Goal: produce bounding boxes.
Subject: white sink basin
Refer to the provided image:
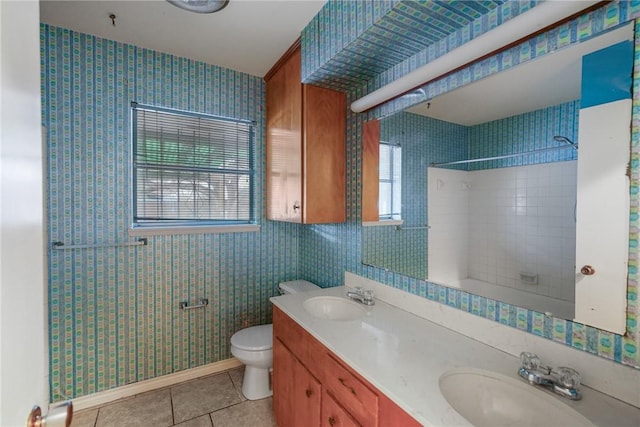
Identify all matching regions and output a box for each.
[439,368,595,427]
[303,296,366,321]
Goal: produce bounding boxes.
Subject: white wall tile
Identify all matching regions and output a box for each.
[430,161,577,308]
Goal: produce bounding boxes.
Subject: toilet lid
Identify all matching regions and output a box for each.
[278,280,320,294]
[231,324,273,351]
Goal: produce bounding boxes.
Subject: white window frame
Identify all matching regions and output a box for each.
[379,140,402,221]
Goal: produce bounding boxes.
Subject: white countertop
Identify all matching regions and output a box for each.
[270,286,640,426]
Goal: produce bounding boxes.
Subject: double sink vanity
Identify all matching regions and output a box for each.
[270,275,640,426]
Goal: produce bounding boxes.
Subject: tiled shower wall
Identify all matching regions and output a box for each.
[467,161,577,300]
[464,101,579,299]
[300,2,640,369]
[42,25,301,401]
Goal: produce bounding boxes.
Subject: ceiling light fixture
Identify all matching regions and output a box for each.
[166,0,229,14]
[350,0,599,113]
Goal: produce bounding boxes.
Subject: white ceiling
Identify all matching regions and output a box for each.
[39,0,326,77]
[407,23,634,126]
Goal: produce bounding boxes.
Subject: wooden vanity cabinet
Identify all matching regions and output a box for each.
[265,42,346,224]
[273,306,421,427]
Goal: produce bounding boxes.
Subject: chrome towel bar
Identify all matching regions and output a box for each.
[52,238,148,250]
[180,298,209,310]
[394,225,430,231]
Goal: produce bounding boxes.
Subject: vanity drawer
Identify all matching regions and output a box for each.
[324,354,378,426]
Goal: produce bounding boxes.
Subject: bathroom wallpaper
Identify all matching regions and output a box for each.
[302,0,510,90]
[42,25,302,401]
[43,0,640,404]
[467,100,579,170]
[300,1,640,371]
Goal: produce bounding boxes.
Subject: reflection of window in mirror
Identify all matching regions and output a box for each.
[379,141,401,220]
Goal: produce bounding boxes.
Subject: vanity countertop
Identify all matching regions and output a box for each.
[270,286,640,426]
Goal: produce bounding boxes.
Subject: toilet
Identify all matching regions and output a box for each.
[230,279,320,400]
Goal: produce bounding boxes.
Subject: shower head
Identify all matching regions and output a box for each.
[553,135,578,150]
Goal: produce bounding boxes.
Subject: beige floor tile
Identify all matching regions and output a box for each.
[227,367,247,401]
[210,398,276,427]
[173,414,213,427]
[96,389,173,427]
[251,397,276,426]
[171,373,242,424]
[70,408,98,427]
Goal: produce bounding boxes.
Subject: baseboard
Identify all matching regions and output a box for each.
[60,358,243,412]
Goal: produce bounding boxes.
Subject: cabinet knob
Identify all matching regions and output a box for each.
[293,201,301,212]
[328,416,336,426]
[305,388,312,398]
[338,377,357,395]
[580,265,595,275]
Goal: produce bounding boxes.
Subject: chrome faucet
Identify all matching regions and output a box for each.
[346,287,375,306]
[518,352,582,400]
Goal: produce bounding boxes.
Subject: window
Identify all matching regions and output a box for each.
[131,102,255,229]
[379,141,401,220]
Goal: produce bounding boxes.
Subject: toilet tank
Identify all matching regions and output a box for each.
[278,280,319,295]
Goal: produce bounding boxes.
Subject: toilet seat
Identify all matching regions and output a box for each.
[231,324,272,351]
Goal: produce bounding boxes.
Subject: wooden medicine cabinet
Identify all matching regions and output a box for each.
[265,42,346,224]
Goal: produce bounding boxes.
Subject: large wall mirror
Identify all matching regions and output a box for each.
[362,22,634,334]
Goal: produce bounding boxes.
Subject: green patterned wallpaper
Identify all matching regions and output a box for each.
[42,25,301,401]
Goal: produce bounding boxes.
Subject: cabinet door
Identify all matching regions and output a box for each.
[273,305,327,381]
[302,84,346,224]
[293,355,322,427]
[273,338,297,427]
[266,48,302,222]
[322,390,361,427]
[273,337,321,427]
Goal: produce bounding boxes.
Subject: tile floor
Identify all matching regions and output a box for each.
[70,367,277,427]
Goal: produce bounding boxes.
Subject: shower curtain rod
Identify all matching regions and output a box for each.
[430,143,578,167]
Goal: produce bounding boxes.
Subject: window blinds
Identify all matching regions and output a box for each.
[132,103,254,225]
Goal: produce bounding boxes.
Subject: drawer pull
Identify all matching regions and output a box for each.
[338,377,357,395]
[305,388,313,398]
[328,416,336,426]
